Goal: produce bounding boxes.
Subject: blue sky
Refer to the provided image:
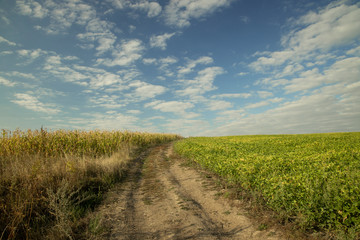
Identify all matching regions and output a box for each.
[0,0,359,136]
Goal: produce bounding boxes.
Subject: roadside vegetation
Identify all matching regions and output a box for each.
[0,128,181,239]
[174,132,360,239]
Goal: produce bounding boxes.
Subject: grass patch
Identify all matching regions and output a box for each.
[258,223,268,231]
[223,210,231,215]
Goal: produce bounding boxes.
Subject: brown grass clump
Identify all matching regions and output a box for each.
[0,128,181,239]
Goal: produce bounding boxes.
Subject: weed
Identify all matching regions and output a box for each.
[258,223,268,231]
[88,214,105,236]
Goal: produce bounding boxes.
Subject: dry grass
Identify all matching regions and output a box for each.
[0,129,181,239]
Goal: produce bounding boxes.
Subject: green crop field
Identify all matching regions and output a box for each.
[174,132,360,237]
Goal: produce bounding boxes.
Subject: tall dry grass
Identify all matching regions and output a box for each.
[0,128,181,239]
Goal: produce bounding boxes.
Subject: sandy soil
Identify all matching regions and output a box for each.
[95,143,288,240]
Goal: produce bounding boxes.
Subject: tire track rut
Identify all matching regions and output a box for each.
[95,143,287,240]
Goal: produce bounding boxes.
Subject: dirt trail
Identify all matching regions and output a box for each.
[96,143,287,240]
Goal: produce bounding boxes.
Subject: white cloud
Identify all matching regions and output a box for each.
[164,0,233,28]
[79,112,140,130]
[212,93,252,99]
[249,0,360,136]
[90,72,124,89]
[283,68,323,93]
[164,118,210,136]
[46,55,61,65]
[0,76,16,87]
[323,57,360,84]
[143,56,178,76]
[33,87,66,98]
[16,0,48,18]
[257,77,289,89]
[143,56,178,71]
[215,109,245,122]
[145,100,194,115]
[0,36,16,46]
[177,66,225,96]
[131,1,162,17]
[77,18,116,55]
[143,58,157,64]
[110,0,127,9]
[178,56,213,76]
[127,109,141,114]
[207,100,232,111]
[244,100,269,109]
[275,63,304,78]
[129,25,136,32]
[283,57,360,93]
[250,50,294,71]
[44,59,144,92]
[0,72,37,89]
[15,48,51,66]
[77,43,95,50]
[43,55,90,86]
[257,91,273,99]
[63,56,79,61]
[129,81,167,99]
[96,39,145,67]
[150,32,175,50]
[347,45,360,56]
[245,98,283,109]
[73,65,106,74]
[17,49,45,63]
[89,94,125,108]
[251,1,360,71]
[159,56,178,65]
[17,0,96,34]
[203,81,360,136]
[117,68,142,82]
[286,2,360,51]
[94,35,115,54]
[161,57,180,77]
[1,15,10,25]
[1,71,36,80]
[148,116,165,120]
[0,51,13,56]
[219,109,245,116]
[11,93,60,114]
[109,0,162,17]
[237,72,248,76]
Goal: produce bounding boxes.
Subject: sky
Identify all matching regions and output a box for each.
[0,0,359,136]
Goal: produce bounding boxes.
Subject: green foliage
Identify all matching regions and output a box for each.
[174,133,360,236]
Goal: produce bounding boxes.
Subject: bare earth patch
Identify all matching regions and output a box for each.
[94,143,288,240]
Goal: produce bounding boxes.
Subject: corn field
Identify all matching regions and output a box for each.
[0,128,180,159]
[0,128,181,239]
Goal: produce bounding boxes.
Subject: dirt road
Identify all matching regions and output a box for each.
[95,143,287,240]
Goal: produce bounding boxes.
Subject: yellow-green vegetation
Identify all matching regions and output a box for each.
[174,133,360,237]
[0,128,181,239]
